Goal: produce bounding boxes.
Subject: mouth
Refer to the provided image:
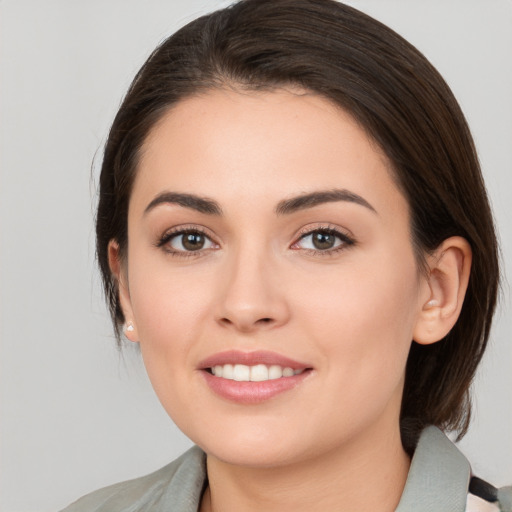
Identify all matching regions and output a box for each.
[198,350,313,404]
[206,364,306,381]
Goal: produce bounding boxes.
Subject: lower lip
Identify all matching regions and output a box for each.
[201,370,312,404]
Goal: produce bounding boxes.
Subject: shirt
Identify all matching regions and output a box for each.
[59,426,511,511]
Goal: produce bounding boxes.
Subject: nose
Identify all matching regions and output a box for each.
[215,247,291,333]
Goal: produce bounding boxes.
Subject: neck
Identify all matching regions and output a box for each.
[200,421,410,512]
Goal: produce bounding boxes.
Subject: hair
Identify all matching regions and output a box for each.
[95,0,499,449]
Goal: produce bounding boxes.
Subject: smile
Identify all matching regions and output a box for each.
[199,350,313,404]
[209,364,305,382]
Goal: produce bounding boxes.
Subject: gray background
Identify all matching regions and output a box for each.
[0,1,510,511]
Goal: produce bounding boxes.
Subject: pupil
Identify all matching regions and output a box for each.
[313,231,335,250]
[183,233,204,251]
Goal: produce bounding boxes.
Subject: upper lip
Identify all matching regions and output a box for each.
[198,350,310,370]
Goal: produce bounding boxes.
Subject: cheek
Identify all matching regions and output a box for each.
[129,254,212,340]
[295,249,420,396]
[125,256,219,406]
[128,265,214,423]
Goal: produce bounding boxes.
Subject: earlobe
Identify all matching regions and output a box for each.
[122,321,138,342]
[108,240,139,342]
[413,236,472,345]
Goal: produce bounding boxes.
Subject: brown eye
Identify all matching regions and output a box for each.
[182,232,205,251]
[294,228,354,253]
[311,231,336,250]
[165,230,215,252]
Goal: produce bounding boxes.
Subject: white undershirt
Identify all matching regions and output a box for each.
[466,493,501,512]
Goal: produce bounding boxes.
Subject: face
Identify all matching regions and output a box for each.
[118,88,430,468]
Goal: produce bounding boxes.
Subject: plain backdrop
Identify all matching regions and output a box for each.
[0,1,511,511]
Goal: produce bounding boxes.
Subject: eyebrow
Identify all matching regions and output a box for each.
[275,189,377,215]
[144,188,377,217]
[144,192,223,216]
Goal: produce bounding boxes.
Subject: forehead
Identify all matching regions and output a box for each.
[133,87,406,220]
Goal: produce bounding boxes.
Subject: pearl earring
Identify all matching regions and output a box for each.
[124,322,135,333]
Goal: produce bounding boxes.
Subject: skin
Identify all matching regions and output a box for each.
[110,88,471,511]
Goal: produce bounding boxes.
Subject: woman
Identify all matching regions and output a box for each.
[61,0,510,510]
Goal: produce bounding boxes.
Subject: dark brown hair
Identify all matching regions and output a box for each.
[96,0,499,447]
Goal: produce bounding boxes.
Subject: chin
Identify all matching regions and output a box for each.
[205,442,301,468]
[188,424,306,468]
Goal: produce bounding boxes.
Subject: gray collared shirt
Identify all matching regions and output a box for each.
[59,426,509,511]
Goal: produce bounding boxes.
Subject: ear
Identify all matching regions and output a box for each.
[108,240,139,342]
[413,236,472,345]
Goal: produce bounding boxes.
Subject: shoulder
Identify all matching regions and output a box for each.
[58,446,206,512]
[397,426,512,512]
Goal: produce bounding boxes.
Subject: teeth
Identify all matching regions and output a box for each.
[268,365,283,379]
[222,364,234,379]
[282,367,294,377]
[210,364,304,382]
[250,364,268,382]
[233,364,250,381]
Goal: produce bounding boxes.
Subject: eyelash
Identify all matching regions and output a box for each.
[292,225,356,257]
[156,226,218,258]
[156,224,355,258]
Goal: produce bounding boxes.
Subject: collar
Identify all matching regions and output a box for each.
[396,425,471,511]
[167,426,471,512]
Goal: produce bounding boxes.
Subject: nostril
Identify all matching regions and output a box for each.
[217,315,278,331]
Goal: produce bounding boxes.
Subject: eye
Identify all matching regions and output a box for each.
[158,228,217,254]
[292,227,354,253]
